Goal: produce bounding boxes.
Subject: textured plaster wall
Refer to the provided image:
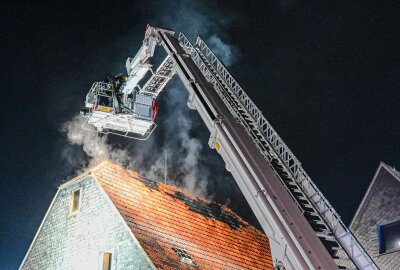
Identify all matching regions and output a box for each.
[351,169,400,270]
[20,176,153,270]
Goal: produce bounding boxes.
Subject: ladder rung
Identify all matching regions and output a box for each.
[310,219,326,225]
[305,211,320,217]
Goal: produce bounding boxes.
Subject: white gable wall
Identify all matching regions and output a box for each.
[20,176,153,270]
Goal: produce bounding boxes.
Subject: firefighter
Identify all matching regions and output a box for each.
[112,74,125,112]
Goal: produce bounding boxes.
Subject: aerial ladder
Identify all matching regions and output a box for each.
[81,25,379,270]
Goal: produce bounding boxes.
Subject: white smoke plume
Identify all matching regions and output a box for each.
[61,0,239,197]
[151,1,240,66]
[143,86,208,195]
[61,115,134,170]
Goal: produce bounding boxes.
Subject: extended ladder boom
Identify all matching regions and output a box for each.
[154,27,378,270]
[83,25,379,270]
[158,28,337,270]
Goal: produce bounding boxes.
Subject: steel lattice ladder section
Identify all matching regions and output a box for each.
[177,33,378,270]
[193,43,346,268]
[141,56,175,96]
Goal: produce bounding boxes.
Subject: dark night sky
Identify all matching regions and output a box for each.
[1,1,399,269]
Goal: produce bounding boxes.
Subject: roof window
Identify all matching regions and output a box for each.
[70,189,81,214]
[172,247,197,267]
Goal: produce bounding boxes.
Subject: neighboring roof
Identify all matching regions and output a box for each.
[350,162,400,230]
[88,161,273,269]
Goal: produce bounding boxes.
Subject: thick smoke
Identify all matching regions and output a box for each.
[61,0,239,197]
[61,116,134,170]
[143,86,208,195]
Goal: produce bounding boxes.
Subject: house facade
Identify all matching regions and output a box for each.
[20,169,154,270]
[20,161,273,269]
[349,162,400,270]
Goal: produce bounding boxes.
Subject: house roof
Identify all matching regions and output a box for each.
[350,162,400,230]
[89,161,273,269]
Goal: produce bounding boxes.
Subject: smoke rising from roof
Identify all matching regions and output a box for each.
[143,86,208,195]
[61,0,240,197]
[62,116,134,171]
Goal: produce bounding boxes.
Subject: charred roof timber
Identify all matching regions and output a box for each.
[136,175,159,190]
[168,191,245,230]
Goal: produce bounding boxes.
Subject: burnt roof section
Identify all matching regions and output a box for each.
[90,161,274,269]
[137,175,159,190]
[168,191,245,230]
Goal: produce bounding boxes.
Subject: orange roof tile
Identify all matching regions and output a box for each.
[91,161,274,269]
